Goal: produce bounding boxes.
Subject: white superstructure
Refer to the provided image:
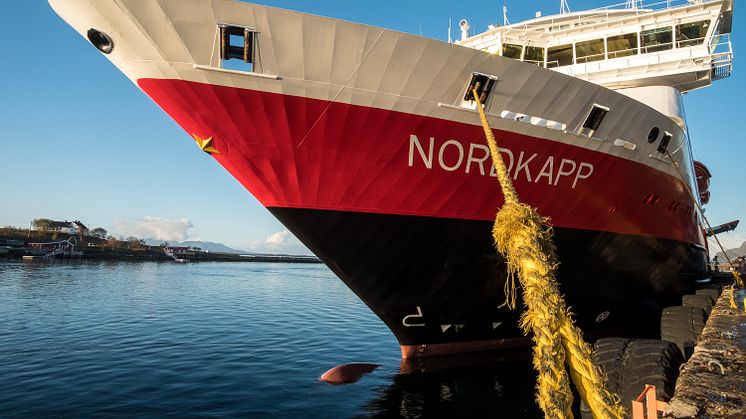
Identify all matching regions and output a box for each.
[458,0,733,92]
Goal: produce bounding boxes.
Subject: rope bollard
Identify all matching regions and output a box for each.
[471,87,625,419]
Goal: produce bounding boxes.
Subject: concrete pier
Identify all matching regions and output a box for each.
[664,286,745,418]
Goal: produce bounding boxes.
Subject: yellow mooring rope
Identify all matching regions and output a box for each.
[471,87,625,419]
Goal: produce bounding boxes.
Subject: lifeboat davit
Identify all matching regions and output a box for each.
[693,161,711,205]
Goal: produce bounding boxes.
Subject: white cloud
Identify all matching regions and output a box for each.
[265,230,291,245]
[247,229,311,255]
[112,217,194,241]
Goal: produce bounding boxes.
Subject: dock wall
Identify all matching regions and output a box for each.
[664,287,745,418]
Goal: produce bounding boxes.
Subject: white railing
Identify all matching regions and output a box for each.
[641,41,675,54]
[709,32,732,54]
[594,0,704,12]
[677,36,707,48]
[501,0,715,35]
[709,32,732,80]
[607,47,639,58]
[523,59,544,67]
[576,51,607,63]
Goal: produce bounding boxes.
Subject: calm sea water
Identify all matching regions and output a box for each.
[0,261,540,418]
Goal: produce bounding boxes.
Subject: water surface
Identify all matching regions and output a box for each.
[0,261,539,417]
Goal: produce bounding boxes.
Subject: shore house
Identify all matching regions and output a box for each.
[50,220,89,235]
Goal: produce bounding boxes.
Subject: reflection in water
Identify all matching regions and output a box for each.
[362,351,543,418]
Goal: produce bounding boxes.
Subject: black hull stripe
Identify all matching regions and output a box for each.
[269,207,707,346]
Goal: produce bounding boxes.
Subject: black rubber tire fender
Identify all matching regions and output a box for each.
[580,338,683,418]
[682,294,713,317]
[660,306,706,360]
[695,288,720,305]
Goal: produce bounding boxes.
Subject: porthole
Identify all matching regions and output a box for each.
[87,28,114,54]
[647,127,660,143]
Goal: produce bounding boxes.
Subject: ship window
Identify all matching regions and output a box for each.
[220,25,255,70]
[647,127,660,143]
[608,33,638,58]
[463,73,497,106]
[547,44,574,67]
[576,38,605,63]
[641,27,673,53]
[502,43,523,59]
[658,131,673,153]
[677,20,710,48]
[580,104,609,136]
[524,46,545,67]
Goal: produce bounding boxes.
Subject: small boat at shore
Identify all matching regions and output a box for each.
[22,253,55,261]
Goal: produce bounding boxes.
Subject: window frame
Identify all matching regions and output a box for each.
[641,26,673,53]
[547,43,574,68]
[502,43,524,60]
[676,20,711,48]
[607,32,639,59]
[524,46,545,67]
[219,24,257,66]
[580,104,610,137]
[575,38,606,64]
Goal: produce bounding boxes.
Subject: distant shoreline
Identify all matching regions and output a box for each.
[0,250,322,264]
[0,228,322,264]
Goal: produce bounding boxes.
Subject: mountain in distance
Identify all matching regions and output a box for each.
[143,239,247,254]
[715,241,746,261]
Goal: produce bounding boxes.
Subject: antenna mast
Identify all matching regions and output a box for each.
[503,1,510,26]
[625,0,642,8]
[560,0,571,15]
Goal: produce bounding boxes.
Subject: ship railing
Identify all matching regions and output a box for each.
[641,41,676,54]
[544,41,707,71]
[709,33,731,55]
[523,59,545,67]
[504,0,714,34]
[556,45,726,80]
[607,47,639,59]
[576,51,607,64]
[677,36,708,48]
[592,0,706,13]
[709,33,732,80]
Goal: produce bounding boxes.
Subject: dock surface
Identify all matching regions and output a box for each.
[664,286,745,418]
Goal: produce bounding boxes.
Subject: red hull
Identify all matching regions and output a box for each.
[138,78,700,245]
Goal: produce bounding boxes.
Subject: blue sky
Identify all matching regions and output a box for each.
[0,1,743,255]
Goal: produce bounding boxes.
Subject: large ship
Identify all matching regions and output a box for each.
[50,0,733,358]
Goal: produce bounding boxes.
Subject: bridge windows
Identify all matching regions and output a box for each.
[502,43,523,59]
[641,26,673,53]
[607,33,638,58]
[547,44,574,67]
[524,46,545,67]
[576,38,605,63]
[494,21,710,69]
[677,20,710,48]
